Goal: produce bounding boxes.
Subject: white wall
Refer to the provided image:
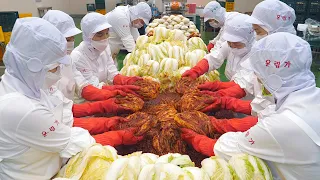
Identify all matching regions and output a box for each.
[0,0,38,16]
[0,0,95,16]
[0,0,262,17]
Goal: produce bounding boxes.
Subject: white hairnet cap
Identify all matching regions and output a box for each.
[222,14,254,45]
[129,2,152,25]
[43,10,82,38]
[246,0,296,34]
[4,17,69,99]
[249,32,315,105]
[81,12,112,41]
[203,1,226,23]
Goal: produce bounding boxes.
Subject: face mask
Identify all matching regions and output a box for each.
[133,22,144,28]
[255,33,268,41]
[230,47,249,56]
[67,41,74,54]
[43,67,61,90]
[91,38,109,52]
[209,21,220,28]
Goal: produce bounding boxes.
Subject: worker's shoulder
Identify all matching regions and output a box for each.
[0,93,39,124]
[107,9,129,22]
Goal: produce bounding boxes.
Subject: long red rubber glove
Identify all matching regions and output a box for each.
[182,59,209,80]
[201,84,246,99]
[181,128,216,157]
[210,116,258,134]
[93,129,143,147]
[113,74,143,85]
[202,96,252,115]
[72,98,131,118]
[102,85,140,96]
[207,43,215,52]
[73,117,128,135]
[198,81,238,92]
[81,85,126,101]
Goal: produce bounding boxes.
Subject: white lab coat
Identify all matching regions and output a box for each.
[0,74,95,180]
[71,42,119,88]
[214,85,320,180]
[209,12,239,51]
[205,41,250,81]
[106,6,140,56]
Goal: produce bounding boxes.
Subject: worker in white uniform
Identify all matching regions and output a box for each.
[181,32,320,179]
[43,10,141,129]
[0,18,143,179]
[43,10,138,104]
[0,17,94,180]
[203,1,239,52]
[72,12,143,99]
[196,0,297,117]
[246,0,296,40]
[105,2,152,59]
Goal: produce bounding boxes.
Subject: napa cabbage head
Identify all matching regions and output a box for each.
[201,156,235,180]
[228,154,272,180]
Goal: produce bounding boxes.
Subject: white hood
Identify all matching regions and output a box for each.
[249,32,315,108]
[2,17,69,99]
[203,1,226,25]
[43,10,82,38]
[222,13,255,51]
[128,2,152,25]
[81,12,111,48]
[246,0,297,35]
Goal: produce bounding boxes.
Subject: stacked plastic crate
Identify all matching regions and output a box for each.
[281,0,320,25]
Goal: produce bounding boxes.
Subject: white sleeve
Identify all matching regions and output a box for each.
[72,52,101,88]
[204,41,229,72]
[214,117,284,162]
[210,27,223,45]
[109,14,136,52]
[72,63,90,96]
[15,107,95,158]
[131,27,140,41]
[232,68,257,95]
[105,46,120,84]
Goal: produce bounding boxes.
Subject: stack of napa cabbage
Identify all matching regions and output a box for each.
[55,144,273,180]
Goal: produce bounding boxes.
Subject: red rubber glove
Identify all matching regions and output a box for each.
[113,74,143,85]
[182,59,209,80]
[200,83,246,99]
[207,43,214,52]
[73,117,129,135]
[102,85,140,96]
[93,128,143,147]
[181,128,216,157]
[72,98,131,118]
[210,116,258,134]
[198,81,238,92]
[82,85,127,101]
[202,96,252,115]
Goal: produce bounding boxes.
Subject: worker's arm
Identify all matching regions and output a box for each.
[214,116,284,162]
[71,61,90,97]
[108,14,136,52]
[205,41,230,72]
[105,46,120,84]
[72,52,103,88]
[15,107,95,158]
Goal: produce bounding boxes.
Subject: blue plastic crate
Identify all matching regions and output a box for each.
[0,11,19,32]
[295,0,307,12]
[309,0,320,13]
[282,0,297,9]
[295,13,306,24]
